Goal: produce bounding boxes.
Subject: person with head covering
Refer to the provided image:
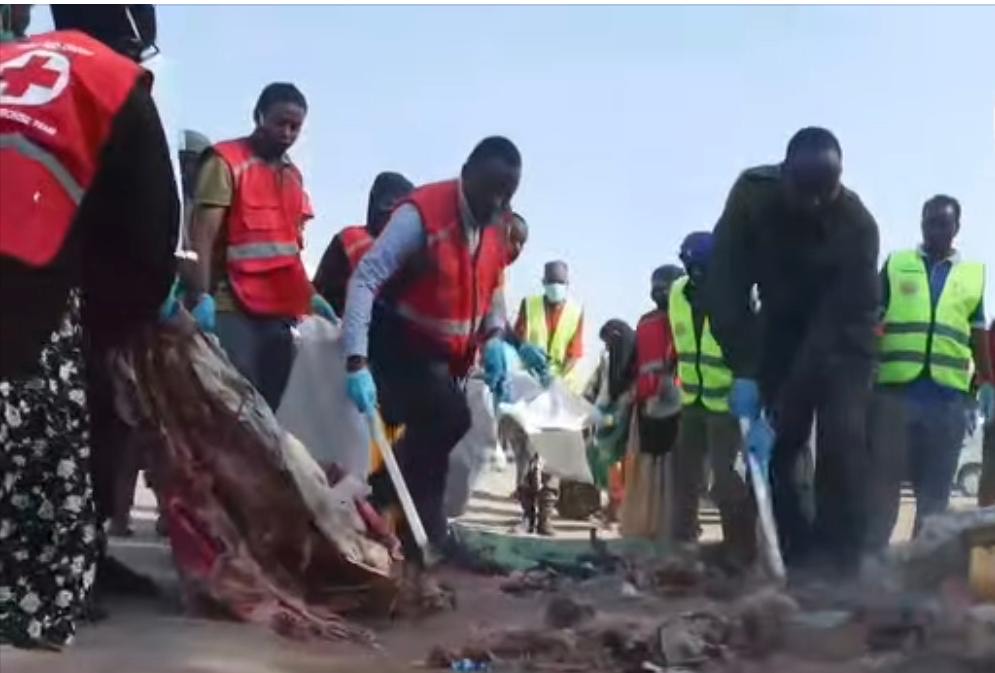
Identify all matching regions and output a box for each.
[312,171,414,315]
[515,260,585,384]
[187,82,328,410]
[669,233,756,569]
[866,195,991,547]
[620,264,685,540]
[1,5,179,647]
[581,319,638,521]
[705,127,880,575]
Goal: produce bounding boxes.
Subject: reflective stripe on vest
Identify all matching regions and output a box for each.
[0,133,84,203]
[639,359,665,375]
[524,295,582,375]
[387,180,507,375]
[393,303,481,338]
[668,276,733,412]
[226,241,300,261]
[213,138,312,317]
[878,249,984,392]
[1,32,141,267]
[339,225,374,271]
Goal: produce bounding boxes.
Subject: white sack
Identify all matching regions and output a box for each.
[277,317,371,478]
[444,379,499,518]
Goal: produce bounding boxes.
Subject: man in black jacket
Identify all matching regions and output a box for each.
[705,127,880,575]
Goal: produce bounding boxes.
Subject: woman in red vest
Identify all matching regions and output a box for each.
[340,137,521,606]
[621,265,685,539]
[1,5,179,648]
[312,172,414,315]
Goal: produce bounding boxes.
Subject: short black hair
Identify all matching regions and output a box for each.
[923,194,961,221]
[510,212,529,234]
[785,127,842,159]
[466,136,521,169]
[254,82,307,122]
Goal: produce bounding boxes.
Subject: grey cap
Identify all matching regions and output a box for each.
[181,129,211,154]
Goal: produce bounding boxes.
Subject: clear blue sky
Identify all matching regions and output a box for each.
[34,5,995,369]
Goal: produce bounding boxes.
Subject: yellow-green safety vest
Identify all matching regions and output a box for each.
[524,295,582,377]
[878,249,985,392]
[668,276,733,412]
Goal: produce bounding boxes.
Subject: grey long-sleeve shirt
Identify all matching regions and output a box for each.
[342,197,506,358]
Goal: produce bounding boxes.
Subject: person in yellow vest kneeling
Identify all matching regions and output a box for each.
[669,232,756,570]
[515,260,584,386]
[866,195,992,550]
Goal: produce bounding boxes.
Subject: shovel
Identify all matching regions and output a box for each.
[739,416,787,584]
[365,408,437,567]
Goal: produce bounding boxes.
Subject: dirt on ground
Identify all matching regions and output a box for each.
[2,482,991,673]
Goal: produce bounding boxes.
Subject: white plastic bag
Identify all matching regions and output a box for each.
[444,379,498,518]
[499,375,597,483]
[276,317,371,478]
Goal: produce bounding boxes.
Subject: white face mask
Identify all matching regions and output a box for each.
[544,282,568,304]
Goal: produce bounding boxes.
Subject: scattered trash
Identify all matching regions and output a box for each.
[501,568,561,595]
[656,611,730,667]
[649,554,705,596]
[964,603,995,662]
[546,595,597,629]
[732,587,800,656]
[783,609,866,662]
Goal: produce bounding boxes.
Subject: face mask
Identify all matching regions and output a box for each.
[544,282,568,304]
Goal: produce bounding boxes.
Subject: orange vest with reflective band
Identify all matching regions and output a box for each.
[1,30,142,267]
[213,138,313,317]
[388,180,507,376]
[339,225,374,271]
[635,309,675,403]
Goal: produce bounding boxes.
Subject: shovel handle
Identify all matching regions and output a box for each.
[365,409,433,564]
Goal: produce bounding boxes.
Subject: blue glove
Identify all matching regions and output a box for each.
[311,294,339,324]
[518,343,551,385]
[158,278,182,323]
[730,378,762,420]
[346,367,378,413]
[745,415,776,476]
[979,382,995,422]
[482,338,509,400]
[191,293,216,333]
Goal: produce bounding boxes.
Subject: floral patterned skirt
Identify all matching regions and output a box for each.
[0,291,99,647]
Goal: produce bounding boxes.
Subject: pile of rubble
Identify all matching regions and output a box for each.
[427,509,995,672]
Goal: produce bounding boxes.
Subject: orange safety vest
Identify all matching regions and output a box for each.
[1,30,143,266]
[339,224,374,271]
[385,180,507,376]
[635,309,675,404]
[213,138,313,317]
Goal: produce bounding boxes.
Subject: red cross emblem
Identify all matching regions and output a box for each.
[0,49,70,106]
[1,54,61,97]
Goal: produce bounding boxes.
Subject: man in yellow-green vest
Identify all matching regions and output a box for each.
[514,260,584,381]
[866,195,993,551]
[669,232,756,568]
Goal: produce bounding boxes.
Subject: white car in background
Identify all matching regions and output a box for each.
[956,412,986,498]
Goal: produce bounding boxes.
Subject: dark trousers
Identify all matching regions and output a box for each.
[866,389,970,550]
[368,312,471,563]
[768,364,871,572]
[215,311,295,411]
[981,422,995,508]
[670,405,756,564]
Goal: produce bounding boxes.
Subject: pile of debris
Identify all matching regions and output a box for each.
[426,509,995,671]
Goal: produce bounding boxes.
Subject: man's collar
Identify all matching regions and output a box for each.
[917,245,960,264]
[457,178,480,230]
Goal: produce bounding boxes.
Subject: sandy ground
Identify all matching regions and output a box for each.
[0,466,978,673]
